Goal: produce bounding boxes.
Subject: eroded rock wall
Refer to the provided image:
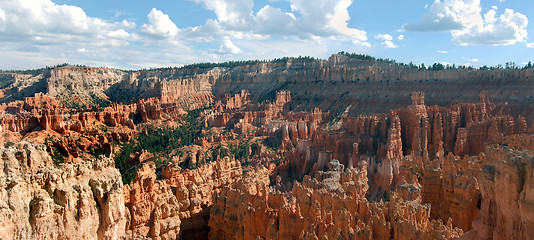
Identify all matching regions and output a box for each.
[209,160,463,240]
[3,55,534,122]
[461,147,534,240]
[0,142,126,240]
[124,156,242,239]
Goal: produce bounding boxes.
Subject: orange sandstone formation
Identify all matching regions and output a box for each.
[0,56,533,240]
[209,160,463,240]
[461,147,534,240]
[124,157,242,239]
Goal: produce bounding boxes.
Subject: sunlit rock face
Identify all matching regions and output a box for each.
[0,142,126,240]
[0,56,533,240]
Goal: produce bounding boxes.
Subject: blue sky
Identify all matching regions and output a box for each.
[0,0,533,69]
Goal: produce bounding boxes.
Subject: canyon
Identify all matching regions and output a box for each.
[0,54,533,239]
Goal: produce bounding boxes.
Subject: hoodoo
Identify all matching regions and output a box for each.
[0,55,533,239]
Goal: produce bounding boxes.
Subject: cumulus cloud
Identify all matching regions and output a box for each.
[254,5,297,35]
[437,50,448,53]
[218,38,241,54]
[188,0,368,45]
[403,0,528,46]
[381,41,398,48]
[0,0,371,69]
[397,35,404,40]
[376,34,393,41]
[121,20,137,29]
[192,0,253,25]
[289,0,366,40]
[526,43,534,48]
[0,0,132,43]
[140,8,179,38]
[452,8,528,46]
[0,0,141,67]
[0,0,158,69]
[375,34,398,48]
[403,0,478,32]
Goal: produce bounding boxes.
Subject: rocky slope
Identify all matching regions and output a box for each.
[124,156,242,239]
[461,146,534,240]
[0,55,533,239]
[2,55,533,120]
[209,160,463,240]
[0,142,127,239]
[206,55,534,121]
[202,90,533,239]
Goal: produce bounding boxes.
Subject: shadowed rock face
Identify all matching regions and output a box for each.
[203,90,534,239]
[2,54,534,120]
[208,160,464,240]
[206,55,534,122]
[0,55,533,239]
[460,147,534,240]
[123,157,242,239]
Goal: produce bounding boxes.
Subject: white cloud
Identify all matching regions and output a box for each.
[403,0,477,32]
[381,41,398,48]
[467,58,479,62]
[356,41,371,47]
[526,43,534,48]
[192,0,253,25]
[122,20,136,29]
[218,38,241,54]
[397,35,404,40]
[403,0,529,46]
[0,0,371,69]
[188,0,368,45]
[255,5,297,35]
[0,0,145,70]
[0,0,132,41]
[452,8,528,46]
[140,8,179,38]
[233,37,332,61]
[0,0,194,70]
[108,29,131,40]
[437,50,448,53]
[376,34,393,41]
[0,8,5,23]
[375,34,398,48]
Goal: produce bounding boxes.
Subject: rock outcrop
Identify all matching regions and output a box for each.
[3,55,534,122]
[209,160,463,240]
[1,56,534,240]
[0,142,126,239]
[461,146,534,240]
[124,157,242,239]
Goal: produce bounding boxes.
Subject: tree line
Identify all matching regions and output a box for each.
[2,54,534,75]
[337,51,534,71]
